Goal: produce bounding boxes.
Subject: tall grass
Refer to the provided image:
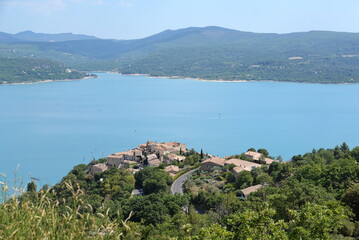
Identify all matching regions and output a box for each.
[0,180,124,239]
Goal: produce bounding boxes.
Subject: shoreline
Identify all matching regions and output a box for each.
[0,75,97,86]
[119,73,249,83]
[2,71,358,85]
[119,73,358,85]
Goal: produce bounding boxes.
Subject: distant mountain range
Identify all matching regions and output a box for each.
[1,26,359,83]
[0,31,98,42]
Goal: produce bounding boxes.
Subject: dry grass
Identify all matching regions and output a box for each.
[0,178,124,240]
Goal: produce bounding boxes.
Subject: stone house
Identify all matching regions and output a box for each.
[107,149,144,168]
[107,154,124,168]
[148,159,161,167]
[264,157,275,165]
[200,157,225,171]
[164,153,186,163]
[89,163,108,175]
[244,151,262,161]
[240,184,263,198]
[232,166,248,176]
[145,141,186,156]
[244,151,276,165]
[164,165,180,176]
[225,158,261,171]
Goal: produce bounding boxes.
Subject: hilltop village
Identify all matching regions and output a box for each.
[89,141,279,196]
[8,142,358,239]
[90,141,187,176]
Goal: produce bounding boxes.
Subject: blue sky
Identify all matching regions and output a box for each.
[1,0,359,39]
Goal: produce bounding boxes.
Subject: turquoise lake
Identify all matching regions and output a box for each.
[1,72,359,186]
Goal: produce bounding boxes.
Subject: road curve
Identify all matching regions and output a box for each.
[171,168,199,195]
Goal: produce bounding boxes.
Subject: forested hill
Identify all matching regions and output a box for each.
[1,143,359,239]
[2,27,359,83]
[0,58,91,84]
[0,30,98,42]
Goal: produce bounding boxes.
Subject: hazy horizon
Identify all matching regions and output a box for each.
[4,26,359,41]
[1,0,359,39]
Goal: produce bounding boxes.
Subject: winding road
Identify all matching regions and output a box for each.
[171,168,199,195]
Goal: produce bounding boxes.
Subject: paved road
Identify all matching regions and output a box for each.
[171,168,199,195]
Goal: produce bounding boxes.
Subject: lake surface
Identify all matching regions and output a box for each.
[1,73,359,186]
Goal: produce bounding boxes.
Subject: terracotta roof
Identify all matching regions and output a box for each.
[164,165,180,173]
[232,166,248,174]
[123,160,137,164]
[147,154,158,161]
[201,157,225,167]
[148,159,161,166]
[226,159,261,168]
[241,184,263,196]
[244,151,262,160]
[166,153,186,161]
[128,168,140,173]
[264,158,275,165]
[91,163,108,172]
[107,154,123,159]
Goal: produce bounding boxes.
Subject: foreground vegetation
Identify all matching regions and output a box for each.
[1,143,359,239]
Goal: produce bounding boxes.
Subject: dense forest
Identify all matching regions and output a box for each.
[2,27,359,84]
[119,47,359,83]
[0,58,91,84]
[1,143,359,239]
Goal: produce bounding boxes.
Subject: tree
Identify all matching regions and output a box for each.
[226,206,288,240]
[236,171,253,189]
[258,154,266,164]
[351,146,359,162]
[195,224,234,240]
[279,178,335,209]
[258,148,269,157]
[99,168,135,198]
[255,173,273,185]
[288,203,347,239]
[340,142,350,153]
[26,181,37,192]
[341,183,359,220]
[225,171,236,183]
[291,154,303,165]
[322,158,358,191]
[333,145,344,159]
[143,178,169,195]
[135,167,172,194]
[126,193,188,225]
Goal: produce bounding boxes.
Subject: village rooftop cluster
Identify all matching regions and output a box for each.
[90,141,187,176]
[200,151,278,197]
[90,141,278,197]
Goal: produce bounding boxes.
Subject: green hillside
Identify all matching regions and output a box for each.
[2,27,359,83]
[0,58,90,84]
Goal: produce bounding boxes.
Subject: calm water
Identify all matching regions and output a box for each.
[1,73,359,186]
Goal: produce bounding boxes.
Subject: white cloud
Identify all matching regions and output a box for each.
[1,0,134,15]
[3,0,66,15]
[90,0,134,7]
[93,0,105,5]
[119,1,134,7]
